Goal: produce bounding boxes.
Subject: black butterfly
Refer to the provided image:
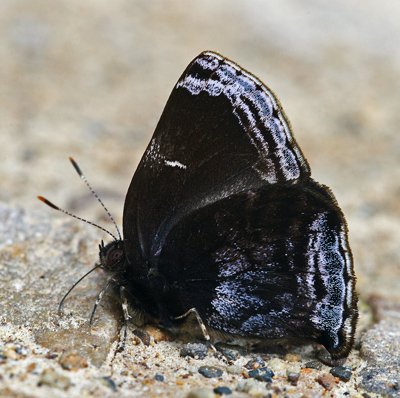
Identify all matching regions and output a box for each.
[41,51,357,361]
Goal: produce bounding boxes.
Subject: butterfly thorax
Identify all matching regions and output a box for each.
[99,239,184,326]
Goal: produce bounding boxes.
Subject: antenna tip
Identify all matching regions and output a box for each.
[37,196,59,210]
[69,157,83,176]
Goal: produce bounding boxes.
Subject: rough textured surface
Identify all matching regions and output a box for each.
[0,203,120,368]
[359,298,400,397]
[1,1,400,397]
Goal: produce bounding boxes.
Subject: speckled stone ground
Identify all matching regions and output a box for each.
[1,1,400,397]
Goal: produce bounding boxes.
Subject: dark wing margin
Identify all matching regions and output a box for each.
[124,51,310,262]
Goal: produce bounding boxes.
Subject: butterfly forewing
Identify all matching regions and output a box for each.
[124,52,310,261]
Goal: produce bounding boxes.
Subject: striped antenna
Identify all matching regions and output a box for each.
[68,157,122,241]
[37,196,118,241]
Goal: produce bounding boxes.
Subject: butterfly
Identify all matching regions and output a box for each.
[40,51,357,361]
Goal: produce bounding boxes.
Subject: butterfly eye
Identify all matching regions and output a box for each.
[106,248,124,266]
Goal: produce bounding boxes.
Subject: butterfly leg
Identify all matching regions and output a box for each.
[117,285,132,351]
[175,307,210,341]
[174,308,228,361]
[89,278,112,325]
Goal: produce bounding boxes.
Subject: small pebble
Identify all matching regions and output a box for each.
[3,348,18,360]
[46,353,59,359]
[38,368,70,390]
[214,386,232,395]
[226,365,242,375]
[237,379,270,397]
[186,387,215,398]
[154,374,164,382]
[216,346,238,361]
[317,349,345,366]
[330,366,352,382]
[27,363,36,373]
[237,379,259,393]
[58,350,88,370]
[15,346,29,356]
[286,364,301,375]
[245,356,265,369]
[100,377,117,391]
[284,353,302,362]
[198,365,223,378]
[287,371,300,385]
[316,373,337,390]
[268,358,287,373]
[133,329,151,346]
[248,367,274,382]
[143,325,175,342]
[181,343,208,360]
[187,365,198,374]
[304,360,323,370]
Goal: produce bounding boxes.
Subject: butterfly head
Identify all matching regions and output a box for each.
[99,240,127,276]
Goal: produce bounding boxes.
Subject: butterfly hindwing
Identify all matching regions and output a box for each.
[155,180,356,358]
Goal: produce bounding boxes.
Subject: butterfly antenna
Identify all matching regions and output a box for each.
[37,196,118,241]
[68,157,122,241]
[58,264,102,315]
